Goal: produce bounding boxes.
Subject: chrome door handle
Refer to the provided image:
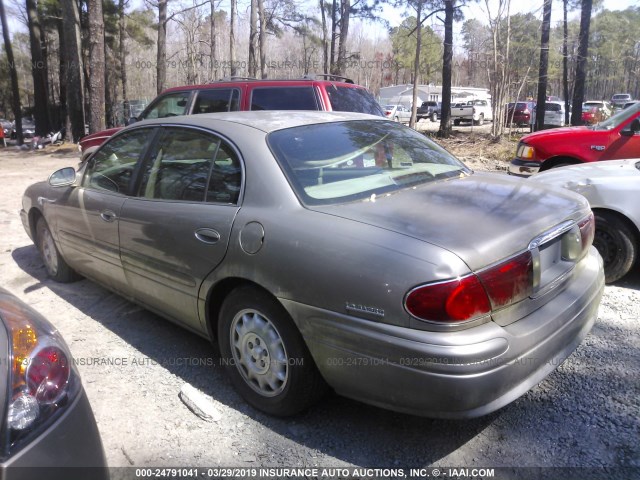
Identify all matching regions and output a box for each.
[100,210,117,222]
[194,228,220,244]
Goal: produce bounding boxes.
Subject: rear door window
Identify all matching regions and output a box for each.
[192,89,240,114]
[326,86,384,116]
[250,87,319,110]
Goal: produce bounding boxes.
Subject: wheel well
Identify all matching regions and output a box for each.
[540,156,581,171]
[28,208,43,241]
[205,278,276,342]
[592,208,640,244]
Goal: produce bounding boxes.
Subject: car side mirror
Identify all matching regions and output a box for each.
[621,118,640,137]
[48,167,77,187]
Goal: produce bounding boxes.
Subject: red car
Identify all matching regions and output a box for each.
[79,76,383,161]
[504,101,535,128]
[509,102,640,176]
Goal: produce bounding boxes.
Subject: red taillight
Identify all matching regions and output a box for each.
[579,212,595,257]
[405,275,491,323]
[26,346,70,404]
[477,251,533,309]
[405,251,534,323]
[523,109,530,115]
[385,111,392,116]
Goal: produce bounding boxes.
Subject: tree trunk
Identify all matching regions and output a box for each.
[119,0,128,121]
[157,0,167,95]
[88,0,106,132]
[0,0,23,144]
[439,0,455,138]
[229,0,236,76]
[248,0,257,77]
[336,0,350,76]
[210,0,217,80]
[571,0,592,126]
[535,0,552,131]
[61,0,85,142]
[56,15,67,136]
[562,0,569,125]
[257,0,266,78]
[330,0,337,74]
[320,0,328,74]
[409,1,422,129]
[26,0,51,135]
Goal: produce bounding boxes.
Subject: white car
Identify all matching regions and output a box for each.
[533,159,640,283]
[383,104,412,123]
[533,101,567,128]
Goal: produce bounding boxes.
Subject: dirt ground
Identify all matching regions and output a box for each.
[0,144,638,475]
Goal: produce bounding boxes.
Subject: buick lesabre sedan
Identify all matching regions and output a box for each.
[21,112,604,418]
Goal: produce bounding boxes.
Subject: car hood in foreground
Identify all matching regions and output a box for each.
[520,125,592,143]
[312,173,589,270]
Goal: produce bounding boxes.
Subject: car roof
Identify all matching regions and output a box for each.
[135,110,387,133]
[162,77,362,94]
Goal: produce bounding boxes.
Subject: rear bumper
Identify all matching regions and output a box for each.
[0,389,108,479]
[509,158,541,177]
[285,249,604,418]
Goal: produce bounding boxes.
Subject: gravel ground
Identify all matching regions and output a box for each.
[0,145,638,476]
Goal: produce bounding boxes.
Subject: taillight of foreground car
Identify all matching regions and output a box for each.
[0,298,80,458]
[578,212,595,258]
[405,251,534,324]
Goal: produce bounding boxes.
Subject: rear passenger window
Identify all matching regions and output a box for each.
[138,128,241,204]
[251,87,318,110]
[192,89,240,114]
[326,86,384,116]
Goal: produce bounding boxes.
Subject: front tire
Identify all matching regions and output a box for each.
[430,112,438,122]
[36,217,80,282]
[593,213,637,283]
[218,286,327,416]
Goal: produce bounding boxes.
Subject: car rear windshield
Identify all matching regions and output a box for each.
[325,86,384,116]
[268,120,468,206]
[251,87,319,110]
[612,94,630,100]
[545,103,562,112]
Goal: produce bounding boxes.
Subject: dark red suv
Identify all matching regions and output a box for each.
[79,76,383,160]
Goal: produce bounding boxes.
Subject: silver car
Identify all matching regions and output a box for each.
[21,111,604,418]
[533,159,640,283]
[0,288,107,478]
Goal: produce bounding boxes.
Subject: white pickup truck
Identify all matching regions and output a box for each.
[450,100,493,126]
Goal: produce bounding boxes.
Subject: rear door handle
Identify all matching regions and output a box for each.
[194,228,220,244]
[100,210,117,222]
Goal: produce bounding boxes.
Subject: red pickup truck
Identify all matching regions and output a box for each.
[509,103,640,176]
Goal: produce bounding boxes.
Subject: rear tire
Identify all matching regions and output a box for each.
[475,114,484,126]
[593,212,637,283]
[36,217,80,282]
[394,116,400,122]
[218,286,327,416]
[453,119,460,126]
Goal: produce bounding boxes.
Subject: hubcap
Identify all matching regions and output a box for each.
[230,309,288,397]
[41,228,58,275]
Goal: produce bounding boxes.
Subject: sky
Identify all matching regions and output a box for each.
[378,0,639,44]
